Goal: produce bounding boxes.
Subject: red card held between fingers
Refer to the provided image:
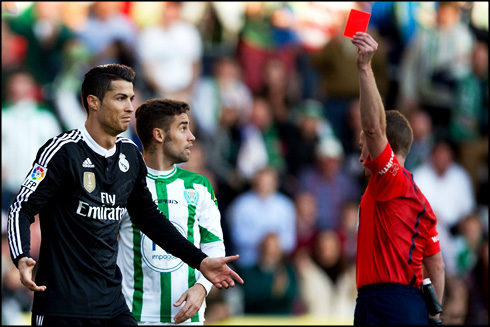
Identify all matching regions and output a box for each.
[343,9,371,38]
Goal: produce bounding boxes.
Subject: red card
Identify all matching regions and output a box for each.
[343,9,371,38]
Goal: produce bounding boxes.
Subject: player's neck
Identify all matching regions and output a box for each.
[85,121,116,150]
[396,154,405,168]
[143,152,175,172]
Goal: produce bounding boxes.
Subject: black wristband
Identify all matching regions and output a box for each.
[429,317,442,325]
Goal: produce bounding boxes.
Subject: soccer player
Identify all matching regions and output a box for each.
[7,64,243,326]
[351,32,445,325]
[118,98,225,325]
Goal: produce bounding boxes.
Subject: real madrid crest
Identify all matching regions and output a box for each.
[119,153,129,172]
[83,172,96,193]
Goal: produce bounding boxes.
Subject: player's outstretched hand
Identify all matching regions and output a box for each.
[351,32,378,70]
[173,284,206,324]
[18,257,46,292]
[199,255,244,289]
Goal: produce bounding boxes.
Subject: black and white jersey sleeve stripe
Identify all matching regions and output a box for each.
[7,130,82,267]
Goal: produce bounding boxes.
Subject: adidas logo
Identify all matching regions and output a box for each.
[82,158,95,168]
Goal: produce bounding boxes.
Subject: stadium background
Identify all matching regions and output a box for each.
[1,2,488,325]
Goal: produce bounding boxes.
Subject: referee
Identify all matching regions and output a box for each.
[351,33,445,325]
[7,64,243,326]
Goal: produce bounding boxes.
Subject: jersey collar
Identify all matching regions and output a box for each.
[79,124,117,158]
[147,165,177,179]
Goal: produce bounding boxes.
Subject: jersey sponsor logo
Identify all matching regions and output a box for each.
[83,172,96,193]
[76,200,125,220]
[101,192,116,206]
[379,151,398,176]
[431,235,440,243]
[119,153,129,172]
[154,199,178,205]
[21,163,47,191]
[141,221,186,273]
[184,189,199,206]
[82,157,95,168]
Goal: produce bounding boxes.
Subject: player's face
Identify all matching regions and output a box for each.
[163,113,195,164]
[359,131,372,179]
[98,80,135,136]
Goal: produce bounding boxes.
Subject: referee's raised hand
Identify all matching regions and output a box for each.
[351,32,378,70]
[199,254,244,289]
[18,257,46,292]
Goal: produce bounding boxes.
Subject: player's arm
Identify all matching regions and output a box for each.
[174,182,226,324]
[8,139,67,291]
[173,284,206,324]
[352,32,388,159]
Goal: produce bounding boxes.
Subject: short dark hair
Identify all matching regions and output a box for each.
[386,110,413,158]
[135,98,190,150]
[81,64,135,114]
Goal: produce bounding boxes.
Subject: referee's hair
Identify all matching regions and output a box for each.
[135,98,190,151]
[386,110,413,158]
[81,64,135,115]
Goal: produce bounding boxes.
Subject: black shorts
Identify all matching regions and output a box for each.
[31,309,137,326]
[354,283,429,325]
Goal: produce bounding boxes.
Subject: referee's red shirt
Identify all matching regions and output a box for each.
[356,143,440,290]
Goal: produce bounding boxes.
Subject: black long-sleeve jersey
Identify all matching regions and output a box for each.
[7,126,207,318]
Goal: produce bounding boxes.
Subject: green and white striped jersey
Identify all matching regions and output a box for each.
[118,166,225,324]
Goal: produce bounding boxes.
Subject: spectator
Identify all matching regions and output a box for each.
[236,2,300,95]
[413,139,476,276]
[290,2,352,99]
[337,201,359,265]
[1,18,27,75]
[405,110,435,171]
[1,68,62,213]
[450,32,489,196]
[312,5,389,147]
[76,1,138,68]
[180,140,217,193]
[240,232,299,315]
[3,2,75,89]
[369,2,424,110]
[454,212,485,277]
[442,275,469,325]
[294,229,357,322]
[464,236,489,325]
[283,99,337,194]
[290,191,319,259]
[228,167,296,268]
[298,138,361,230]
[191,55,253,139]
[399,1,475,138]
[259,58,301,127]
[138,1,203,102]
[204,100,247,215]
[236,96,286,181]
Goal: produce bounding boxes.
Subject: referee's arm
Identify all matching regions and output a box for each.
[423,252,445,321]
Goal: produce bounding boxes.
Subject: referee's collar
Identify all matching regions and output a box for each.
[79,125,117,158]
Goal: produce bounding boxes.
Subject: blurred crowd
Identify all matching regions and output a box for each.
[1,1,488,325]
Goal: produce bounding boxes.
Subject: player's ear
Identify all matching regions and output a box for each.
[87,95,100,111]
[153,128,165,143]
